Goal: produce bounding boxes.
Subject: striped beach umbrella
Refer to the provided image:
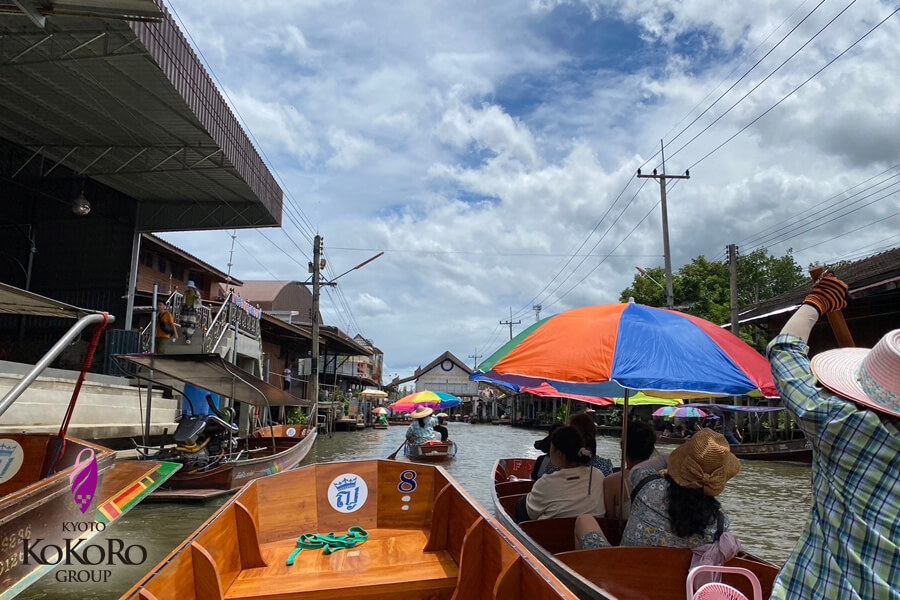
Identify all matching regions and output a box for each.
[389,390,462,412]
[474,303,777,398]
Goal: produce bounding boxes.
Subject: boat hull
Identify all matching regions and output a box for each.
[121,459,580,600]
[0,435,177,599]
[157,429,316,495]
[729,438,812,463]
[492,458,780,600]
[404,440,457,462]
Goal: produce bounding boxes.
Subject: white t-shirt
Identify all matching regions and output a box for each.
[526,465,606,520]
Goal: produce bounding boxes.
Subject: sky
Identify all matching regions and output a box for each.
[158,0,900,381]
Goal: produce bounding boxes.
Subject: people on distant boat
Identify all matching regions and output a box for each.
[405,406,436,445]
[602,421,658,521]
[515,426,605,522]
[530,424,564,481]
[155,301,177,353]
[433,414,449,441]
[766,273,900,600]
[377,412,389,426]
[678,423,692,439]
[721,412,742,445]
[544,413,613,476]
[620,429,739,549]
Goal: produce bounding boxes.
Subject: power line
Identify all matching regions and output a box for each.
[793,207,900,253]
[326,247,663,258]
[645,0,828,170]
[167,1,319,241]
[642,0,817,170]
[685,4,900,172]
[545,198,663,310]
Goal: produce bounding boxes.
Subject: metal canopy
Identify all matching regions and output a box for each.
[117,353,311,407]
[0,280,97,318]
[0,0,283,231]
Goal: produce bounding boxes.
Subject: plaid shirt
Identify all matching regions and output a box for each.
[767,334,900,600]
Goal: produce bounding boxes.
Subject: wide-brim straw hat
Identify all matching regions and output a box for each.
[668,429,741,497]
[410,406,434,420]
[810,330,900,419]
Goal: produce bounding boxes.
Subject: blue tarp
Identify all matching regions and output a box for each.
[182,383,221,416]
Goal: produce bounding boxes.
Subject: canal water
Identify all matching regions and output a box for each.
[21,424,812,599]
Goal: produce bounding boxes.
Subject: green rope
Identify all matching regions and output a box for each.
[286,526,369,566]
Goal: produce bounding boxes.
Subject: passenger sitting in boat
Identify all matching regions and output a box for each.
[530,424,563,480]
[514,426,606,523]
[620,429,740,549]
[721,412,742,445]
[544,413,613,477]
[766,273,900,600]
[405,406,436,445]
[433,414,449,441]
[602,421,657,521]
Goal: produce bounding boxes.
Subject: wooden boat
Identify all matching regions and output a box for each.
[387,419,408,426]
[373,423,389,430]
[117,354,318,502]
[729,438,812,463]
[150,431,316,501]
[121,459,580,600]
[492,458,781,600]
[0,283,179,598]
[404,440,457,462]
[658,435,811,463]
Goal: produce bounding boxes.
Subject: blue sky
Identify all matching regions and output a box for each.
[160,0,900,378]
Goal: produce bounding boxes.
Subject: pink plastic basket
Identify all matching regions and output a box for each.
[686,565,762,600]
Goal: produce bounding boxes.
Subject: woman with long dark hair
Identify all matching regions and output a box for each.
[621,429,740,548]
[543,413,614,476]
[514,426,606,523]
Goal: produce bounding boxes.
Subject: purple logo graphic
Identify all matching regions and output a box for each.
[69,448,98,514]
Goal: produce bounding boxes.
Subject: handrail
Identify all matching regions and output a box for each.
[0,313,116,418]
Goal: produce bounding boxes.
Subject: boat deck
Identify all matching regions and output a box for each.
[226,529,458,600]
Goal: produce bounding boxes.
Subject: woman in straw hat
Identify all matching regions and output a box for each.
[405,406,436,446]
[613,428,740,549]
[766,272,899,600]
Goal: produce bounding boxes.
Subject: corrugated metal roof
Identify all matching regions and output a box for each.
[0,0,284,231]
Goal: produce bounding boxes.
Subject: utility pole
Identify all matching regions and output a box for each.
[226,230,237,284]
[637,140,690,309]
[467,350,482,371]
[532,304,542,322]
[500,307,521,341]
[728,244,739,336]
[309,235,325,407]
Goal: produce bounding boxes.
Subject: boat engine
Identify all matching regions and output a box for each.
[142,395,238,471]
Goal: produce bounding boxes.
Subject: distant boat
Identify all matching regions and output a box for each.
[120,460,580,600]
[492,457,781,600]
[404,440,458,462]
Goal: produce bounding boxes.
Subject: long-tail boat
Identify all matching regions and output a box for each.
[492,457,781,600]
[121,459,580,600]
[118,354,317,502]
[0,283,179,598]
[404,440,458,462]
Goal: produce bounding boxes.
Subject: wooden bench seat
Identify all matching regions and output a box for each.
[225,528,459,600]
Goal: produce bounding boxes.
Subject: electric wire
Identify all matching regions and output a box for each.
[684,4,900,172]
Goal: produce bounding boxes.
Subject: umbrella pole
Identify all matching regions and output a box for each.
[566,398,571,424]
[618,388,630,529]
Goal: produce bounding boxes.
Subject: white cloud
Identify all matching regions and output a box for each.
[160,0,900,379]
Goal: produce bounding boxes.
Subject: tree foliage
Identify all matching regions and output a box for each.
[620,248,807,344]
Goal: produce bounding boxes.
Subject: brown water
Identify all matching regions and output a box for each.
[20,424,812,599]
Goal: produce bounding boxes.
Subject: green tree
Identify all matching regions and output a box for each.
[619,248,806,344]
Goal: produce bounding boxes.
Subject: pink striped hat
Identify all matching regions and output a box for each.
[811,329,900,418]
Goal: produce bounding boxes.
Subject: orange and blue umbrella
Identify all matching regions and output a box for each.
[472,303,778,398]
[390,390,462,412]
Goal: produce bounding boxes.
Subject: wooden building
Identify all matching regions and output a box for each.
[735,248,900,352]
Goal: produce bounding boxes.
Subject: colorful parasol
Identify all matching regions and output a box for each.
[360,388,389,398]
[372,407,388,415]
[519,382,614,407]
[389,390,462,412]
[474,303,778,398]
[652,406,708,419]
[612,393,682,406]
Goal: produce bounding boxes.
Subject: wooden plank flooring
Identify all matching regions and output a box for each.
[225,529,458,600]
